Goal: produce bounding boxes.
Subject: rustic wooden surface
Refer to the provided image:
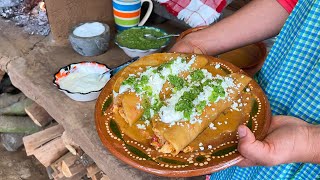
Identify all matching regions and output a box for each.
[0,19,204,179]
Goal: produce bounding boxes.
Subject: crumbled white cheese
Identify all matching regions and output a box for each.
[217,122,222,125]
[136,124,146,130]
[190,118,203,124]
[199,146,204,151]
[209,123,217,130]
[231,102,240,111]
[169,122,176,127]
[208,145,213,149]
[246,88,250,92]
[215,64,221,69]
[199,142,203,146]
[144,120,150,126]
[136,103,142,110]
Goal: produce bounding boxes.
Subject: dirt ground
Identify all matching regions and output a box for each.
[0,143,49,180]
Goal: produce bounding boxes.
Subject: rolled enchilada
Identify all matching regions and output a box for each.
[112,53,252,155]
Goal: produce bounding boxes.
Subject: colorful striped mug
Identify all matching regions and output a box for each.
[113,0,153,31]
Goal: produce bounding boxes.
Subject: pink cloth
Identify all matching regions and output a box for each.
[156,0,227,27]
[277,0,298,13]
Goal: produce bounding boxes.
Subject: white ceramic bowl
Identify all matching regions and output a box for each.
[115,26,171,58]
[53,62,111,102]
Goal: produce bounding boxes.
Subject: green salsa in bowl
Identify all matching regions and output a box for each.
[115,26,171,57]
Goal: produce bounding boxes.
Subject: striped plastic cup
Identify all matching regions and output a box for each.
[113,0,153,31]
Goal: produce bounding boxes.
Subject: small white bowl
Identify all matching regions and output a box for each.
[115,26,170,58]
[53,62,111,102]
[117,46,164,58]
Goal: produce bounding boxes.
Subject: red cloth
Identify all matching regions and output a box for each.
[156,0,227,27]
[277,0,298,13]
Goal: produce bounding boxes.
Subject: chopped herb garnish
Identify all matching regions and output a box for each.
[175,85,203,119]
[122,76,136,85]
[196,101,207,113]
[168,75,185,90]
[191,70,205,82]
[157,61,174,71]
[140,75,149,85]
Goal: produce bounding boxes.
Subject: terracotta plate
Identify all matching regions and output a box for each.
[95,53,271,177]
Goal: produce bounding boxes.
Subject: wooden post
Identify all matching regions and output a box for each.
[25,102,53,127]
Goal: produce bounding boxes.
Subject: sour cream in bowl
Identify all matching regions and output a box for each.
[54,62,111,101]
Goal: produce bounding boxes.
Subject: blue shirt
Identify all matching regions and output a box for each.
[211,0,320,179]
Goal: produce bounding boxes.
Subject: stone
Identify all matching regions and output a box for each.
[0,0,21,8]
[69,22,110,57]
[1,133,24,151]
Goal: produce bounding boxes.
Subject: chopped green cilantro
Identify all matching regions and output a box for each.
[151,98,163,112]
[168,75,185,90]
[175,86,203,119]
[142,86,153,96]
[196,101,206,113]
[190,70,205,82]
[157,60,174,71]
[140,75,149,85]
[209,86,225,102]
[122,76,136,85]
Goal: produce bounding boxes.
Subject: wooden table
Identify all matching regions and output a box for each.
[0,19,205,180]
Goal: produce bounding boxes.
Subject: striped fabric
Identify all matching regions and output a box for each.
[210,0,320,179]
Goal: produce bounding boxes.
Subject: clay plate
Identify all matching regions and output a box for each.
[95,53,271,177]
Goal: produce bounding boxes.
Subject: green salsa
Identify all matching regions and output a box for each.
[116,28,169,50]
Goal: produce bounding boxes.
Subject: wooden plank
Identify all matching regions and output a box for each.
[25,102,53,126]
[33,137,68,167]
[23,124,64,156]
[61,152,86,178]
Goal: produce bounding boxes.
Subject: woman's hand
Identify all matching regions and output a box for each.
[169,34,208,55]
[237,115,320,167]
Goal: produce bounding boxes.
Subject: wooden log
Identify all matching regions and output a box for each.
[0,115,40,133]
[86,164,101,179]
[61,131,79,155]
[0,93,26,109]
[101,175,110,180]
[33,137,68,167]
[0,98,33,116]
[61,152,86,178]
[50,152,68,178]
[0,70,5,83]
[23,124,64,156]
[25,102,53,127]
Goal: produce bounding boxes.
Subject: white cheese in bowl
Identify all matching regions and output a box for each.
[59,72,109,93]
[73,22,105,37]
